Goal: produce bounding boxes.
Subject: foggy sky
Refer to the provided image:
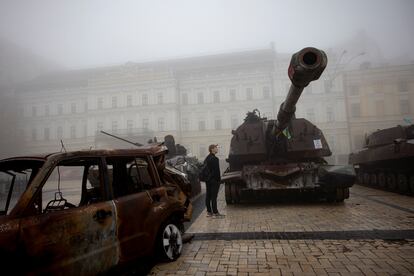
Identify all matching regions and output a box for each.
[1,0,413,69]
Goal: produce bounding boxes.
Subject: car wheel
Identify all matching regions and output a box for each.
[378,172,386,188]
[157,221,183,261]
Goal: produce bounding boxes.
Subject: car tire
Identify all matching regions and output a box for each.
[156,220,183,261]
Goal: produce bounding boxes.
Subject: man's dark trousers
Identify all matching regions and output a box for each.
[205,179,220,214]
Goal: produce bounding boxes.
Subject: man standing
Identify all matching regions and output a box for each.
[204,144,224,218]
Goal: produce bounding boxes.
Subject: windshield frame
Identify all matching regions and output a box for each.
[0,158,45,216]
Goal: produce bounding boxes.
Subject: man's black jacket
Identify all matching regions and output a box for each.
[204,153,221,182]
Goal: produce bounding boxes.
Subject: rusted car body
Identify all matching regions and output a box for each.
[0,144,192,275]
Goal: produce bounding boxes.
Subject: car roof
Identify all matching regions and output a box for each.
[0,144,168,163]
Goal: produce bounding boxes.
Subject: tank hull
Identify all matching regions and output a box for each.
[222,163,355,203]
[350,141,414,195]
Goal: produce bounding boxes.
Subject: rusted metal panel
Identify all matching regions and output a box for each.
[114,190,155,263]
[19,201,118,275]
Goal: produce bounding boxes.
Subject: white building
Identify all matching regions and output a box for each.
[14,47,352,165]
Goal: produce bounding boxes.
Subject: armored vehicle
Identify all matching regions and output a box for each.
[164,135,202,197]
[222,47,355,203]
[349,124,414,195]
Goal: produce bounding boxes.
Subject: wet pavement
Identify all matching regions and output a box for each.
[149,185,414,275]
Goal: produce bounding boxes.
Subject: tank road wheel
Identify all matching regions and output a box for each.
[225,182,233,204]
[327,188,346,203]
[363,173,370,186]
[231,182,240,204]
[357,171,364,185]
[343,187,350,199]
[409,175,414,195]
[386,173,397,191]
[378,172,386,188]
[335,188,345,202]
[370,173,377,186]
[397,174,409,194]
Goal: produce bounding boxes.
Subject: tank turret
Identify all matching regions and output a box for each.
[223,47,355,204]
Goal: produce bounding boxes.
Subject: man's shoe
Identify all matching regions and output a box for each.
[212,212,225,218]
[206,212,213,217]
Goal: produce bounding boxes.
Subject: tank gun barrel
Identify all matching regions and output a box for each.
[275,47,327,132]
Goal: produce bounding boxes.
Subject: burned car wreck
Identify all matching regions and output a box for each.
[0,144,192,275]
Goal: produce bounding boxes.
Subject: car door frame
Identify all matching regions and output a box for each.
[17,155,119,275]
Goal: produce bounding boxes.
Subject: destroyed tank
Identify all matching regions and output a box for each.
[349,124,414,195]
[164,135,202,197]
[222,47,355,203]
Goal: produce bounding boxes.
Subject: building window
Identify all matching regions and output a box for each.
[199,145,207,157]
[214,118,222,130]
[31,128,37,141]
[112,96,117,108]
[142,118,149,130]
[71,103,76,114]
[375,100,384,116]
[127,95,132,107]
[400,99,410,114]
[246,88,253,100]
[157,93,163,104]
[97,98,103,109]
[306,108,316,122]
[97,122,103,132]
[324,80,332,93]
[327,107,335,122]
[398,80,408,92]
[70,126,76,139]
[45,105,49,116]
[198,120,206,131]
[263,87,270,99]
[111,121,118,133]
[44,128,50,141]
[349,85,359,96]
[351,103,361,118]
[57,126,63,139]
[182,93,188,105]
[213,91,220,103]
[231,115,239,129]
[230,89,236,101]
[127,120,133,133]
[374,84,383,94]
[353,134,364,150]
[197,92,204,104]
[327,135,335,151]
[32,106,37,117]
[158,118,165,131]
[182,118,189,131]
[142,94,148,106]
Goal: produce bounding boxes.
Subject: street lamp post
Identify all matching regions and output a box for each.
[341,51,366,156]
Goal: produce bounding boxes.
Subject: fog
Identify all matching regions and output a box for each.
[1,0,413,68]
[0,0,413,163]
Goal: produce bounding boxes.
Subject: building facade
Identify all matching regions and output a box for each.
[13,48,413,166]
[344,64,414,152]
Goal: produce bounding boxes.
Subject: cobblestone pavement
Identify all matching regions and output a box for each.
[188,185,414,233]
[150,185,414,275]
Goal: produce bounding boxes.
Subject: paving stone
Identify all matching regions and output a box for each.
[150,185,414,275]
